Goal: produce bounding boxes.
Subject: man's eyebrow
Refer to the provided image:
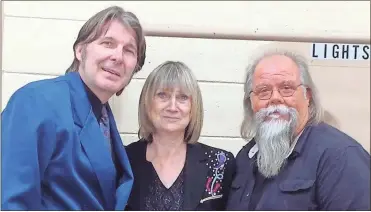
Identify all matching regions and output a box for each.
[255,83,270,88]
[100,36,137,50]
[280,80,296,85]
[100,36,115,41]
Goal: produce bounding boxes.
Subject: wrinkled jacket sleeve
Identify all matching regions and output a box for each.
[1,89,56,210]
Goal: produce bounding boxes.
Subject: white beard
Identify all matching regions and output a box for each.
[254,104,298,178]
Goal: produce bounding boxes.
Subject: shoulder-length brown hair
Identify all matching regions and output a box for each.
[138,61,203,144]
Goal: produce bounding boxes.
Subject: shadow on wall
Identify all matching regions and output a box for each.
[323,110,340,129]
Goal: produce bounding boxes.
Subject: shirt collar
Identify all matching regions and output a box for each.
[286,128,304,159]
[248,127,307,160]
[82,81,104,121]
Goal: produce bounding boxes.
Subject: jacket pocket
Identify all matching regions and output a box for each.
[275,179,317,210]
[279,179,315,192]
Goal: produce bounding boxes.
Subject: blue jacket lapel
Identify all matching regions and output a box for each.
[106,106,134,210]
[79,111,117,209]
[66,72,117,209]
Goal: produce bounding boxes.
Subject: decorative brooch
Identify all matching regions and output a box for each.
[203,150,229,199]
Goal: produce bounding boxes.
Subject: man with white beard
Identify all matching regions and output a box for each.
[226,49,370,211]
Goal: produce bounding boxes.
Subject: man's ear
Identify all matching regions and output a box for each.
[75,44,83,61]
[246,94,256,112]
[250,97,255,111]
[305,87,312,106]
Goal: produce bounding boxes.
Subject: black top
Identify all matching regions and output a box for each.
[144,165,185,210]
[125,139,236,211]
[83,82,104,122]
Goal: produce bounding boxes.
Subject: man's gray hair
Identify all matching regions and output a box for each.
[66,6,146,95]
[241,49,324,141]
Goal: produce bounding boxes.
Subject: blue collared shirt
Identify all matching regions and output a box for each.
[226,122,370,210]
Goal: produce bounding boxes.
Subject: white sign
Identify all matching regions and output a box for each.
[311,43,370,60]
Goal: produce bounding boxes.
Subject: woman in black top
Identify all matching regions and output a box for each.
[125,61,236,211]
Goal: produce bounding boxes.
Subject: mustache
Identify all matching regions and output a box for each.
[255,104,294,123]
[254,104,298,139]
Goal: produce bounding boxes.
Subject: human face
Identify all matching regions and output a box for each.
[150,87,192,135]
[250,55,310,134]
[76,20,138,103]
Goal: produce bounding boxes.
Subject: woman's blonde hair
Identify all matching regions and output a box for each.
[138,61,203,143]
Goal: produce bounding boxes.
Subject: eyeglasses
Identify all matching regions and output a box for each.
[250,83,304,100]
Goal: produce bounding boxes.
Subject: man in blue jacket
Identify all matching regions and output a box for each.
[227,49,370,210]
[1,5,146,210]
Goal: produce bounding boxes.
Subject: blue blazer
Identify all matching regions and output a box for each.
[1,72,133,210]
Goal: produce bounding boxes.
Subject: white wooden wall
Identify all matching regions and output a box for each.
[2,1,370,155]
